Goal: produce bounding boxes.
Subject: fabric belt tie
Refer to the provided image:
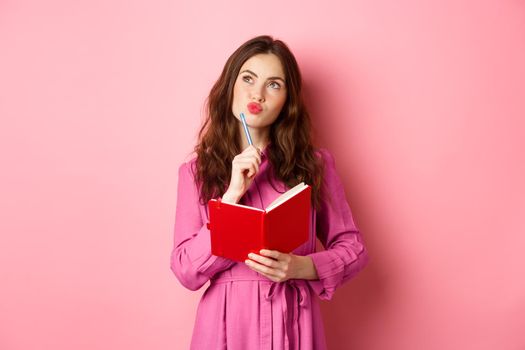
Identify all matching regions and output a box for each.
[264,280,308,350]
[210,275,308,350]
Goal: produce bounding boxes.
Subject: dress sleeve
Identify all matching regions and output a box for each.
[307,149,369,300]
[170,161,235,291]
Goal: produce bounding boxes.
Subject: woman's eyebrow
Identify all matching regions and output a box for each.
[240,69,286,83]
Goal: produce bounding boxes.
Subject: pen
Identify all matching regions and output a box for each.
[240,113,253,146]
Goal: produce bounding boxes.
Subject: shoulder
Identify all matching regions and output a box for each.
[314,147,336,169]
[313,148,342,191]
[177,156,198,182]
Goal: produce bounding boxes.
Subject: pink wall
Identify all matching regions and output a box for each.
[1,0,524,349]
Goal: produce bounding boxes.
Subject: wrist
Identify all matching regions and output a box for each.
[295,255,319,280]
[222,190,241,204]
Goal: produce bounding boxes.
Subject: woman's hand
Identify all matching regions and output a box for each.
[222,145,261,204]
[245,249,319,282]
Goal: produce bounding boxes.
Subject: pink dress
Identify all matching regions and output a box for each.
[170,148,368,350]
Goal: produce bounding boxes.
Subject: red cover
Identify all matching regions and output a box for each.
[264,186,311,254]
[207,186,311,262]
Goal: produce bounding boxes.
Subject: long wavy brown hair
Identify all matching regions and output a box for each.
[194,35,324,208]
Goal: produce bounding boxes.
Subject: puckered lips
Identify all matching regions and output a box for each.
[247,102,263,114]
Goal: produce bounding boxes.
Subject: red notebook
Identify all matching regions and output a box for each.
[207,183,311,262]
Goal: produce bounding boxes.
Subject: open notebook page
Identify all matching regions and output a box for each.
[266,182,307,212]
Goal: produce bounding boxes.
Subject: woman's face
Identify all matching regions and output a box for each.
[231,53,287,130]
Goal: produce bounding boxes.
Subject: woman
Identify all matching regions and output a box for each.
[171,35,368,350]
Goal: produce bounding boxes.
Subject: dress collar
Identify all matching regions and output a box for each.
[260,143,271,158]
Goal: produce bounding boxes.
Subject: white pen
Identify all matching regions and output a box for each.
[240,113,253,146]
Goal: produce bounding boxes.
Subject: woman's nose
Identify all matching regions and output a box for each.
[251,86,265,103]
[252,94,265,103]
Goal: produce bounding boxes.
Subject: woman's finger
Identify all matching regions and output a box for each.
[233,160,259,176]
[241,146,261,164]
[242,161,260,178]
[259,249,286,261]
[247,253,279,268]
[236,154,261,167]
[245,259,285,280]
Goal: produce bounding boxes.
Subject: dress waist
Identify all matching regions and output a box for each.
[210,273,309,350]
[210,274,272,284]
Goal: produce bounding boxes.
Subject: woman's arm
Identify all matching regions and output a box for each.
[306,148,369,300]
[170,161,235,291]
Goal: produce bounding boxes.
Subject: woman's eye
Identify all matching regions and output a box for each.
[268,81,281,89]
[242,75,253,83]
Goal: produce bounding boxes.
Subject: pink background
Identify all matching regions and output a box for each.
[1,0,524,349]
